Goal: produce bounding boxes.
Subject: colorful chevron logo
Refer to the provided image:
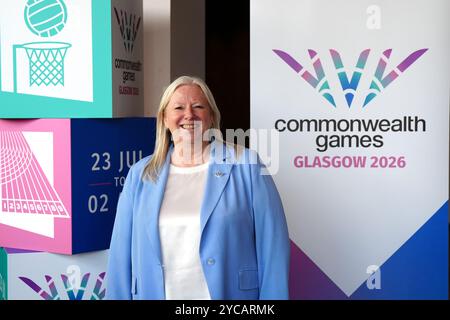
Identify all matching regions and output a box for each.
[19,272,106,300]
[273,48,428,108]
[114,7,141,54]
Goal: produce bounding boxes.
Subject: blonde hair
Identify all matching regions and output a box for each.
[143,76,222,182]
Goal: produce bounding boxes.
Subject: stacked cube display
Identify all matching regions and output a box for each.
[0,0,149,299]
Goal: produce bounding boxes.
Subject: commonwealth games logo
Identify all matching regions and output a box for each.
[19,272,106,300]
[114,7,141,54]
[273,48,428,108]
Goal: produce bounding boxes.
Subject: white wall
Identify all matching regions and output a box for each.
[143,0,171,117]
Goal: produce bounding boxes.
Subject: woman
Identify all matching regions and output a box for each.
[106,76,290,300]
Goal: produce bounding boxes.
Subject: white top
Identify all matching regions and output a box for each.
[158,161,211,300]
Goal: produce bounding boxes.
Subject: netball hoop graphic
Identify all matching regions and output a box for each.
[0,0,94,102]
[11,0,71,92]
[0,131,69,238]
[13,42,71,90]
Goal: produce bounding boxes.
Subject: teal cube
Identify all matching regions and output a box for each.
[0,0,143,118]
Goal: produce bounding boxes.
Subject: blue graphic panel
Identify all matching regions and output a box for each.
[351,201,448,299]
[70,118,156,253]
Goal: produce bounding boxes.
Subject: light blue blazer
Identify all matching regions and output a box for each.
[106,141,290,300]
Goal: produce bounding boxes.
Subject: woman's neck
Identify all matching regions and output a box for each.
[171,142,210,167]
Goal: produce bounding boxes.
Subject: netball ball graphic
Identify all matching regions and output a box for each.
[24,0,68,37]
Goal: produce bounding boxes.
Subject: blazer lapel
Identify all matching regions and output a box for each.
[142,142,235,262]
[200,141,234,234]
[144,147,172,265]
